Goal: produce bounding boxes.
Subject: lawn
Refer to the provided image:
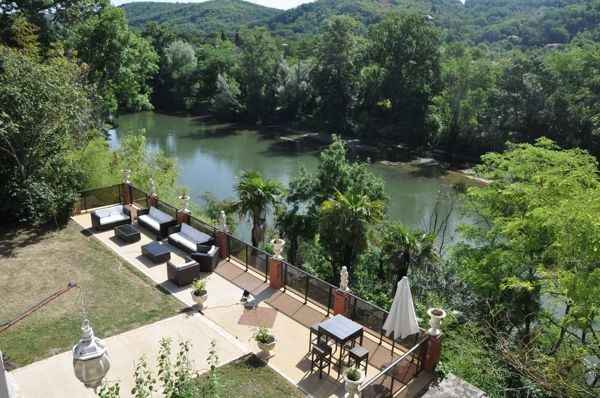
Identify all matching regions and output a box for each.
[199,354,304,398]
[0,221,183,368]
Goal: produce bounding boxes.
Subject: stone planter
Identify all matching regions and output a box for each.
[427,308,447,336]
[257,337,277,355]
[191,291,208,308]
[270,238,285,259]
[344,369,365,397]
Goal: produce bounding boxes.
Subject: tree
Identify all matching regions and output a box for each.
[319,190,384,282]
[162,40,198,111]
[234,171,283,247]
[238,28,281,123]
[311,16,362,134]
[366,14,442,147]
[278,136,386,263]
[453,138,600,396]
[379,223,438,294]
[70,6,158,115]
[0,47,99,224]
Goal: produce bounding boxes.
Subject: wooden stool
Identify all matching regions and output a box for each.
[311,343,332,379]
[348,345,369,375]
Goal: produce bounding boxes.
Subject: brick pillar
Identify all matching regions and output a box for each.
[122,183,132,204]
[269,257,284,290]
[215,231,229,258]
[422,334,442,372]
[177,210,191,225]
[333,289,349,315]
[148,194,158,208]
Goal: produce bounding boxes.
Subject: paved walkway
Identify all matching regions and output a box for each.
[29,213,430,398]
[11,314,247,398]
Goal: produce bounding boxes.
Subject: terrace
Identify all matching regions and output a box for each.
[58,183,439,397]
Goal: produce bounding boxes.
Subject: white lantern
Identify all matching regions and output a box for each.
[218,210,228,233]
[72,319,110,391]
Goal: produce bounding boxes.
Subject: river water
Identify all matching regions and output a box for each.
[110,112,471,244]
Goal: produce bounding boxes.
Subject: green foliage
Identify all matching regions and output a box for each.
[0,46,98,225]
[122,0,281,36]
[253,327,275,344]
[191,279,207,296]
[70,6,158,115]
[453,138,600,396]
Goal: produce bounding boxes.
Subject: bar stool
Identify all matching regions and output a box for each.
[311,342,332,379]
[348,345,369,375]
[308,324,320,352]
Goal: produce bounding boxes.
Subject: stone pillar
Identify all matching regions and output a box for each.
[177,210,191,225]
[122,183,132,205]
[269,257,284,290]
[215,231,229,258]
[333,289,350,315]
[422,334,442,372]
[148,194,158,208]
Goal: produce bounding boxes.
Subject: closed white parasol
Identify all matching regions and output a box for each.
[382,277,420,340]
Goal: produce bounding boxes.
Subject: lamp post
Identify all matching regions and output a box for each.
[72,319,111,392]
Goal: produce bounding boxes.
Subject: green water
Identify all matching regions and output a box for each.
[111,112,470,244]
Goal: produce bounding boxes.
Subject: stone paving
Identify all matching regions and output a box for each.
[13,212,431,398]
[11,314,247,398]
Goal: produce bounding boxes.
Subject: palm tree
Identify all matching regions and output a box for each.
[380,223,438,295]
[319,189,385,282]
[234,170,283,247]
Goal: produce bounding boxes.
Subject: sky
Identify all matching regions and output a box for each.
[111,0,316,9]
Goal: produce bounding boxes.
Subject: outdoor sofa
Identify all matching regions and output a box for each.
[91,204,131,230]
[167,223,214,253]
[190,245,220,273]
[138,206,177,239]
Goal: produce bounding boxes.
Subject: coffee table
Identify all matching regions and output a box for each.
[114,224,140,243]
[141,241,171,263]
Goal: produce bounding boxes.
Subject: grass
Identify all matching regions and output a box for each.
[199,354,304,398]
[0,221,183,368]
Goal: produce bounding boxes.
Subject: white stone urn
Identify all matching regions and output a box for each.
[344,368,365,397]
[191,290,208,308]
[257,337,277,355]
[270,238,285,259]
[427,308,447,336]
[179,194,191,214]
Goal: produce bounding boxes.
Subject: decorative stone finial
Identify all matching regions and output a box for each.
[149,178,157,197]
[178,190,191,214]
[340,266,350,292]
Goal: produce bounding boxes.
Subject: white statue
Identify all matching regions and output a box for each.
[340,266,350,292]
[218,210,228,232]
[178,190,190,214]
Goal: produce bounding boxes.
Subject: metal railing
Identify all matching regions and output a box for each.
[79,184,417,352]
[359,335,429,398]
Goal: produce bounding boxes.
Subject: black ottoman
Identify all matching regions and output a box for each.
[114,224,141,243]
[141,241,171,263]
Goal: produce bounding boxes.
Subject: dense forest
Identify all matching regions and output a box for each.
[1,0,600,397]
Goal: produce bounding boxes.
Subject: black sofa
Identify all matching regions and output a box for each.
[137,206,177,239]
[91,205,131,230]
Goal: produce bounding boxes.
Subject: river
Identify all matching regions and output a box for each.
[110,112,472,245]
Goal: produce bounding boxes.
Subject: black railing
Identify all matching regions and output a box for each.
[359,336,429,398]
[79,184,414,350]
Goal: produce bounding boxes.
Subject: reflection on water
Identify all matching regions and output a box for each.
[111,112,471,244]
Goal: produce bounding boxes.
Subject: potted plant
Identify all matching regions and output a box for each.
[344,367,365,396]
[253,327,276,355]
[427,307,447,336]
[190,279,208,308]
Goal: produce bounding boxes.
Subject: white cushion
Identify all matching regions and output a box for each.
[149,207,173,223]
[139,214,160,231]
[207,245,218,256]
[99,213,128,225]
[170,232,197,251]
[180,223,211,244]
